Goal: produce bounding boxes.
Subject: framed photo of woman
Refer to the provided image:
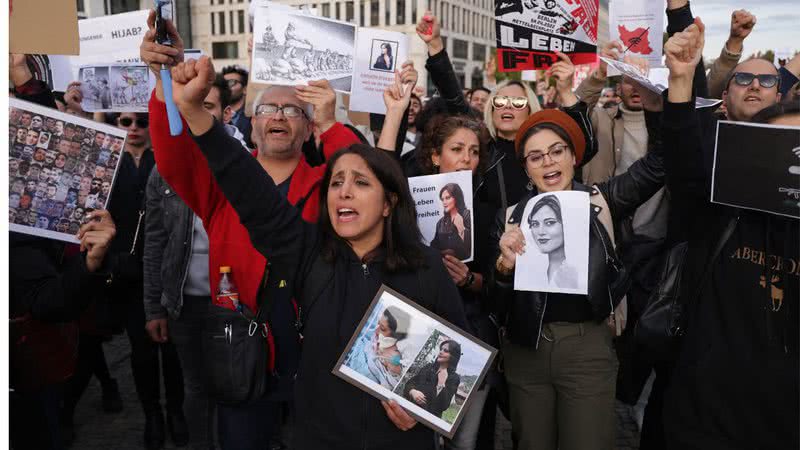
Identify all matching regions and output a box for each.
[408,171,474,262]
[514,190,591,294]
[333,285,497,438]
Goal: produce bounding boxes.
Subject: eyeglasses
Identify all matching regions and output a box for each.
[118,117,149,128]
[226,79,242,87]
[255,104,308,119]
[522,143,570,168]
[730,72,780,89]
[492,95,529,110]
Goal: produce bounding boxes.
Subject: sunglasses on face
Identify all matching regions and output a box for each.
[730,72,780,89]
[226,79,242,87]
[492,95,529,110]
[255,104,307,119]
[118,117,149,128]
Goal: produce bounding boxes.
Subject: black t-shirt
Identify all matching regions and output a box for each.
[276,175,292,198]
[542,293,594,323]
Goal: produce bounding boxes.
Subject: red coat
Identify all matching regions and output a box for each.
[148,93,360,313]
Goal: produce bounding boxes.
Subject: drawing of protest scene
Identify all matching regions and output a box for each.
[8,98,126,243]
[335,286,496,438]
[110,65,151,110]
[79,66,112,111]
[251,6,356,91]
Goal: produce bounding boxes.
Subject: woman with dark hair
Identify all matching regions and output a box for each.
[373,42,394,71]
[490,91,663,449]
[527,194,578,288]
[403,340,462,418]
[170,57,468,450]
[430,183,472,260]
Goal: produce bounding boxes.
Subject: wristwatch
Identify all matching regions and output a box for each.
[463,272,475,288]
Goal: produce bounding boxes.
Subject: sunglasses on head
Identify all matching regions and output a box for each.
[118,117,149,128]
[492,95,529,110]
[730,72,780,89]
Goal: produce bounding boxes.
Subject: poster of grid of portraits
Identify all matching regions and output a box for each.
[9,98,126,243]
[333,285,497,438]
[79,64,153,113]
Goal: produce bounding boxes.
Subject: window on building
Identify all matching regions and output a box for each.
[322,3,330,17]
[335,2,340,19]
[371,0,379,25]
[229,11,234,34]
[462,9,467,34]
[456,71,466,87]
[385,0,390,25]
[453,39,468,59]
[238,10,245,33]
[211,12,215,34]
[346,1,354,21]
[218,11,226,34]
[218,0,224,4]
[108,0,139,14]
[412,0,418,23]
[360,3,365,25]
[473,43,485,61]
[212,42,239,59]
[396,0,405,24]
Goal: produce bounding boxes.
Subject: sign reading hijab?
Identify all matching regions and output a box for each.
[407,172,474,263]
[515,190,590,295]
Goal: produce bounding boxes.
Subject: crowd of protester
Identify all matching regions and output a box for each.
[8,1,800,450]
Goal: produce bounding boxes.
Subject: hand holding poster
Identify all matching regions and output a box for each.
[350,29,410,114]
[251,4,356,92]
[408,172,474,262]
[9,99,126,243]
[495,0,599,71]
[334,285,497,439]
[609,0,665,68]
[514,191,590,294]
[712,121,800,219]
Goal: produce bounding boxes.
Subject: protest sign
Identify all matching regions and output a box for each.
[79,65,155,113]
[495,0,599,71]
[78,10,151,65]
[515,191,590,294]
[712,121,800,219]
[8,99,127,244]
[408,172,474,262]
[600,57,722,109]
[609,0,665,68]
[10,0,79,55]
[251,4,356,92]
[334,285,497,439]
[349,29,410,114]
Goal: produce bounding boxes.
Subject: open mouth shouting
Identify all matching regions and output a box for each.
[336,207,359,223]
[542,170,562,187]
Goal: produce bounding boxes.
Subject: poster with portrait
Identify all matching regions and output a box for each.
[251,4,356,92]
[608,0,665,69]
[8,98,126,243]
[408,172,474,263]
[334,285,497,439]
[712,121,800,219]
[514,190,590,294]
[79,64,154,112]
[349,29,410,114]
[495,0,599,71]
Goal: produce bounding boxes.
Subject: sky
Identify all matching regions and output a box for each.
[690,0,800,59]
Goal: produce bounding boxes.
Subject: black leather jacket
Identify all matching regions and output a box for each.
[488,111,664,349]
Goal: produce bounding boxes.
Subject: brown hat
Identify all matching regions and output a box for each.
[514,109,586,166]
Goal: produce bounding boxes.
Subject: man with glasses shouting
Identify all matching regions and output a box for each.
[140,9,363,449]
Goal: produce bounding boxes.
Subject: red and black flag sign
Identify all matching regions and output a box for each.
[495,0,598,71]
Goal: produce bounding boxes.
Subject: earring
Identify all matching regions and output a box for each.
[526,180,534,191]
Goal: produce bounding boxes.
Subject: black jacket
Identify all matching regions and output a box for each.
[402,362,461,418]
[488,111,664,348]
[660,97,799,450]
[191,120,469,450]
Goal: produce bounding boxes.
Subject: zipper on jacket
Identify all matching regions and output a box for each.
[176,214,195,313]
[535,293,548,349]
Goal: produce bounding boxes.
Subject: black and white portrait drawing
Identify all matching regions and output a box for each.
[515,190,590,294]
[251,7,356,92]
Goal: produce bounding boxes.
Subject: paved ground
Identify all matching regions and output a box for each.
[71,336,641,450]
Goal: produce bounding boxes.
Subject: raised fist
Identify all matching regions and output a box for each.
[170,56,216,115]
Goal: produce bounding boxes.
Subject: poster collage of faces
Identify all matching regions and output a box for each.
[8,98,126,242]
